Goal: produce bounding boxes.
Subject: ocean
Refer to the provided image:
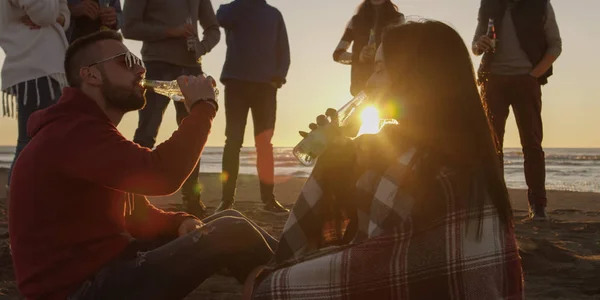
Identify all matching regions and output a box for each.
[1,145,600,193]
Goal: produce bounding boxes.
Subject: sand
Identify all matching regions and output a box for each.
[0,169,599,300]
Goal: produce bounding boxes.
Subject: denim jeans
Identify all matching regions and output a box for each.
[133,61,203,204]
[221,80,277,204]
[7,77,61,185]
[69,210,277,300]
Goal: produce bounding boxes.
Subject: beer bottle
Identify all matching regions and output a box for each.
[140,77,219,102]
[477,18,496,85]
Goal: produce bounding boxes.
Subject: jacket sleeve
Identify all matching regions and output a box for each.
[59,0,71,30]
[11,0,60,27]
[276,12,291,83]
[216,0,243,29]
[544,2,562,57]
[112,0,123,30]
[59,102,216,196]
[126,194,195,240]
[195,0,221,57]
[333,17,354,65]
[121,0,169,41]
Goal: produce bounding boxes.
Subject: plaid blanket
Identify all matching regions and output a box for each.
[252,139,524,299]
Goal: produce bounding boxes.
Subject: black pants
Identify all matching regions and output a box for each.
[133,61,202,205]
[69,210,277,300]
[222,80,277,203]
[482,74,546,207]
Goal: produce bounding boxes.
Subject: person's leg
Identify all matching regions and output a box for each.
[218,80,251,211]
[70,216,274,300]
[132,62,175,149]
[510,75,546,217]
[481,75,512,170]
[7,77,61,186]
[202,209,278,250]
[174,65,206,217]
[249,83,288,213]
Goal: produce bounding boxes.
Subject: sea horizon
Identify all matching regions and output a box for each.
[2,145,600,193]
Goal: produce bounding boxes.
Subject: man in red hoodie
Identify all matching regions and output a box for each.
[8,30,277,300]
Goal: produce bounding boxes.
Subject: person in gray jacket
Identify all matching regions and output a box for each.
[122,0,221,218]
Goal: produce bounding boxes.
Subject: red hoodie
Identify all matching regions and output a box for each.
[8,88,216,299]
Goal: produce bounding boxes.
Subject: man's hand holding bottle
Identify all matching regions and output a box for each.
[166,23,195,38]
[176,75,218,112]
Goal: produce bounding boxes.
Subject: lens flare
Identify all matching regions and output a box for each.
[357,106,381,135]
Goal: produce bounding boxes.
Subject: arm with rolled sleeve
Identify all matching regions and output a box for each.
[530,1,562,78]
[195,0,221,58]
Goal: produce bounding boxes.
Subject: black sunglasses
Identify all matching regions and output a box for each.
[87,51,145,70]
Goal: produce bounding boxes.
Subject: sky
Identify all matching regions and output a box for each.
[1,0,598,148]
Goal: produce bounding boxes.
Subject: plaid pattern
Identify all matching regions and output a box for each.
[253,144,524,299]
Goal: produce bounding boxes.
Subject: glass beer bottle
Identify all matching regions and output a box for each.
[292,92,368,166]
[140,77,219,102]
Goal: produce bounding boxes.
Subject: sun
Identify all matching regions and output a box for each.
[357,106,380,135]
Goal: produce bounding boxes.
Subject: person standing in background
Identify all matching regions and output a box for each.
[66,0,123,43]
[122,0,220,218]
[0,0,70,193]
[333,0,404,96]
[215,0,291,214]
[473,0,562,220]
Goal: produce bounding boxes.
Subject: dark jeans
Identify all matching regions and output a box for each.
[482,74,546,207]
[133,61,203,204]
[222,80,277,203]
[69,210,277,300]
[7,77,61,185]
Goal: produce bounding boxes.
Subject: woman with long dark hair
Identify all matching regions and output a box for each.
[244,20,524,300]
[333,0,404,96]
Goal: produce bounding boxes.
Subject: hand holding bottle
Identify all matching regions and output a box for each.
[166,23,195,38]
[176,75,217,112]
[475,35,495,54]
[359,45,377,63]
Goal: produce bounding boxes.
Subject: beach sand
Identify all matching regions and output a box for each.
[0,169,599,299]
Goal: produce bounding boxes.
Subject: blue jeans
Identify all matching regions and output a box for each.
[7,77,61,186]
[69,210,277,300]
[133,61,203,205]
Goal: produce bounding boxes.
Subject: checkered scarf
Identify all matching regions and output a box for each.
[252,139,524,300]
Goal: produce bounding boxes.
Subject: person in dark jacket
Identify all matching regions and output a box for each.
[67,0,122,43]
[215,0,291,214]
[333,0,404,96]
[473,0,562,220]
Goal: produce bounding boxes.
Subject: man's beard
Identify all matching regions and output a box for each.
[100,72,146,113]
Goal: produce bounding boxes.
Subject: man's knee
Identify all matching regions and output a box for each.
[212,209,245,219]
[207,216,258,246]
[254,129,274,150]
[224,136,244,151]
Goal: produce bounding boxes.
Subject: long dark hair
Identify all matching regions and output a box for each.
[381,21,513,227]
[354,0,400,33]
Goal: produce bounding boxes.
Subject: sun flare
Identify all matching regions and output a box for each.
[357,106,381,135]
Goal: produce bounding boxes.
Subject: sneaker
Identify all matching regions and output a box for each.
[528,204,547,221]
[215,201,234,212]
[262,200,290,215]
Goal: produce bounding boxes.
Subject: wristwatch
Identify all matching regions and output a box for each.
[191,98,219,112]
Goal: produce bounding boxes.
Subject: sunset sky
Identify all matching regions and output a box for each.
[1,0,598,148]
